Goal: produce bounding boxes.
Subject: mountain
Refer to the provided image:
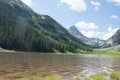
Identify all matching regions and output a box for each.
[0,0,92,53]
[102,29,120,48]
[69,26,105,48]
[69,26,87,41]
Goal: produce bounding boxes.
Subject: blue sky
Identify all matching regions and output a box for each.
[21,0,120,40]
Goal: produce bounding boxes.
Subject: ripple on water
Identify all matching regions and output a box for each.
[82,67,113,77]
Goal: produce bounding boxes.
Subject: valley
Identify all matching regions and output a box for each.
[0,0,120,80]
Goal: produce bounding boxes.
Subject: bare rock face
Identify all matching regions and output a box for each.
[102,29,120,48]
[109,29,120,45]
[3,0,31,11]
[69,26,105,48]
[4,0,21,5]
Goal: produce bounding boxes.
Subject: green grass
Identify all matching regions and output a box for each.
[15,74,63,80]
[89,50,120,56]
[44,75,63,80]
[90,72,108,80]
[110,71,120,80]
[7,71,120,80]
[73,72,120,80]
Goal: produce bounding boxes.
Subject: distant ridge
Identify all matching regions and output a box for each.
[102,29,120,48]
[69,26,105,48]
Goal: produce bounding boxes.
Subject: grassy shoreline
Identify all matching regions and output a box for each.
[0,51,120,56]
[1,71,119,80]
[0,47,120,56]
[89,50,120,56]
[0,45,120,56]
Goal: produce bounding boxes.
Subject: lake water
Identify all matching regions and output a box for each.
[0,52,120,79]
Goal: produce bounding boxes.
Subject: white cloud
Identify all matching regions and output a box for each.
[75,21,98,30]
[21,0,32,6]
[91,1,101,6]
[103,27,119,40]
[81,30,103,38]
[60,0,87,12]
[110,15,119,19]
[91,1,101,11]
[78,27,119,40]
[107,0,120,6]
[74,21,119,40]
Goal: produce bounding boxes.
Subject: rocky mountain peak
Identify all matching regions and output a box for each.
[2,0,31,11]
[69,26,105,48]
[4,0,21,5]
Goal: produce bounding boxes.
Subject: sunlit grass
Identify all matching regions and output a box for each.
[110,71,120,80]
[44,75,63,80]
[2,71,120,80]
[16,78,29,80]
[90,72,107,80]
[15,74,63,80]
[90,50,120,56]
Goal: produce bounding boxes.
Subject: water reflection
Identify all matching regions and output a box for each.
[0,53,120,79]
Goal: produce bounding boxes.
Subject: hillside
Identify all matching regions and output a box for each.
[102,29,120,48]
[69,26,105,48]
[0,0,92,53]
[96,45,120,52]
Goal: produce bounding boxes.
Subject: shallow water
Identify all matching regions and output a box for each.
[0,52,120,79]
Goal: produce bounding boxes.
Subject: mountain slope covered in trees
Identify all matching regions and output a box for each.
[0,0,92,53]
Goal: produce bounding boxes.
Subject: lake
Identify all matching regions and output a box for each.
[0,52,120,80]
